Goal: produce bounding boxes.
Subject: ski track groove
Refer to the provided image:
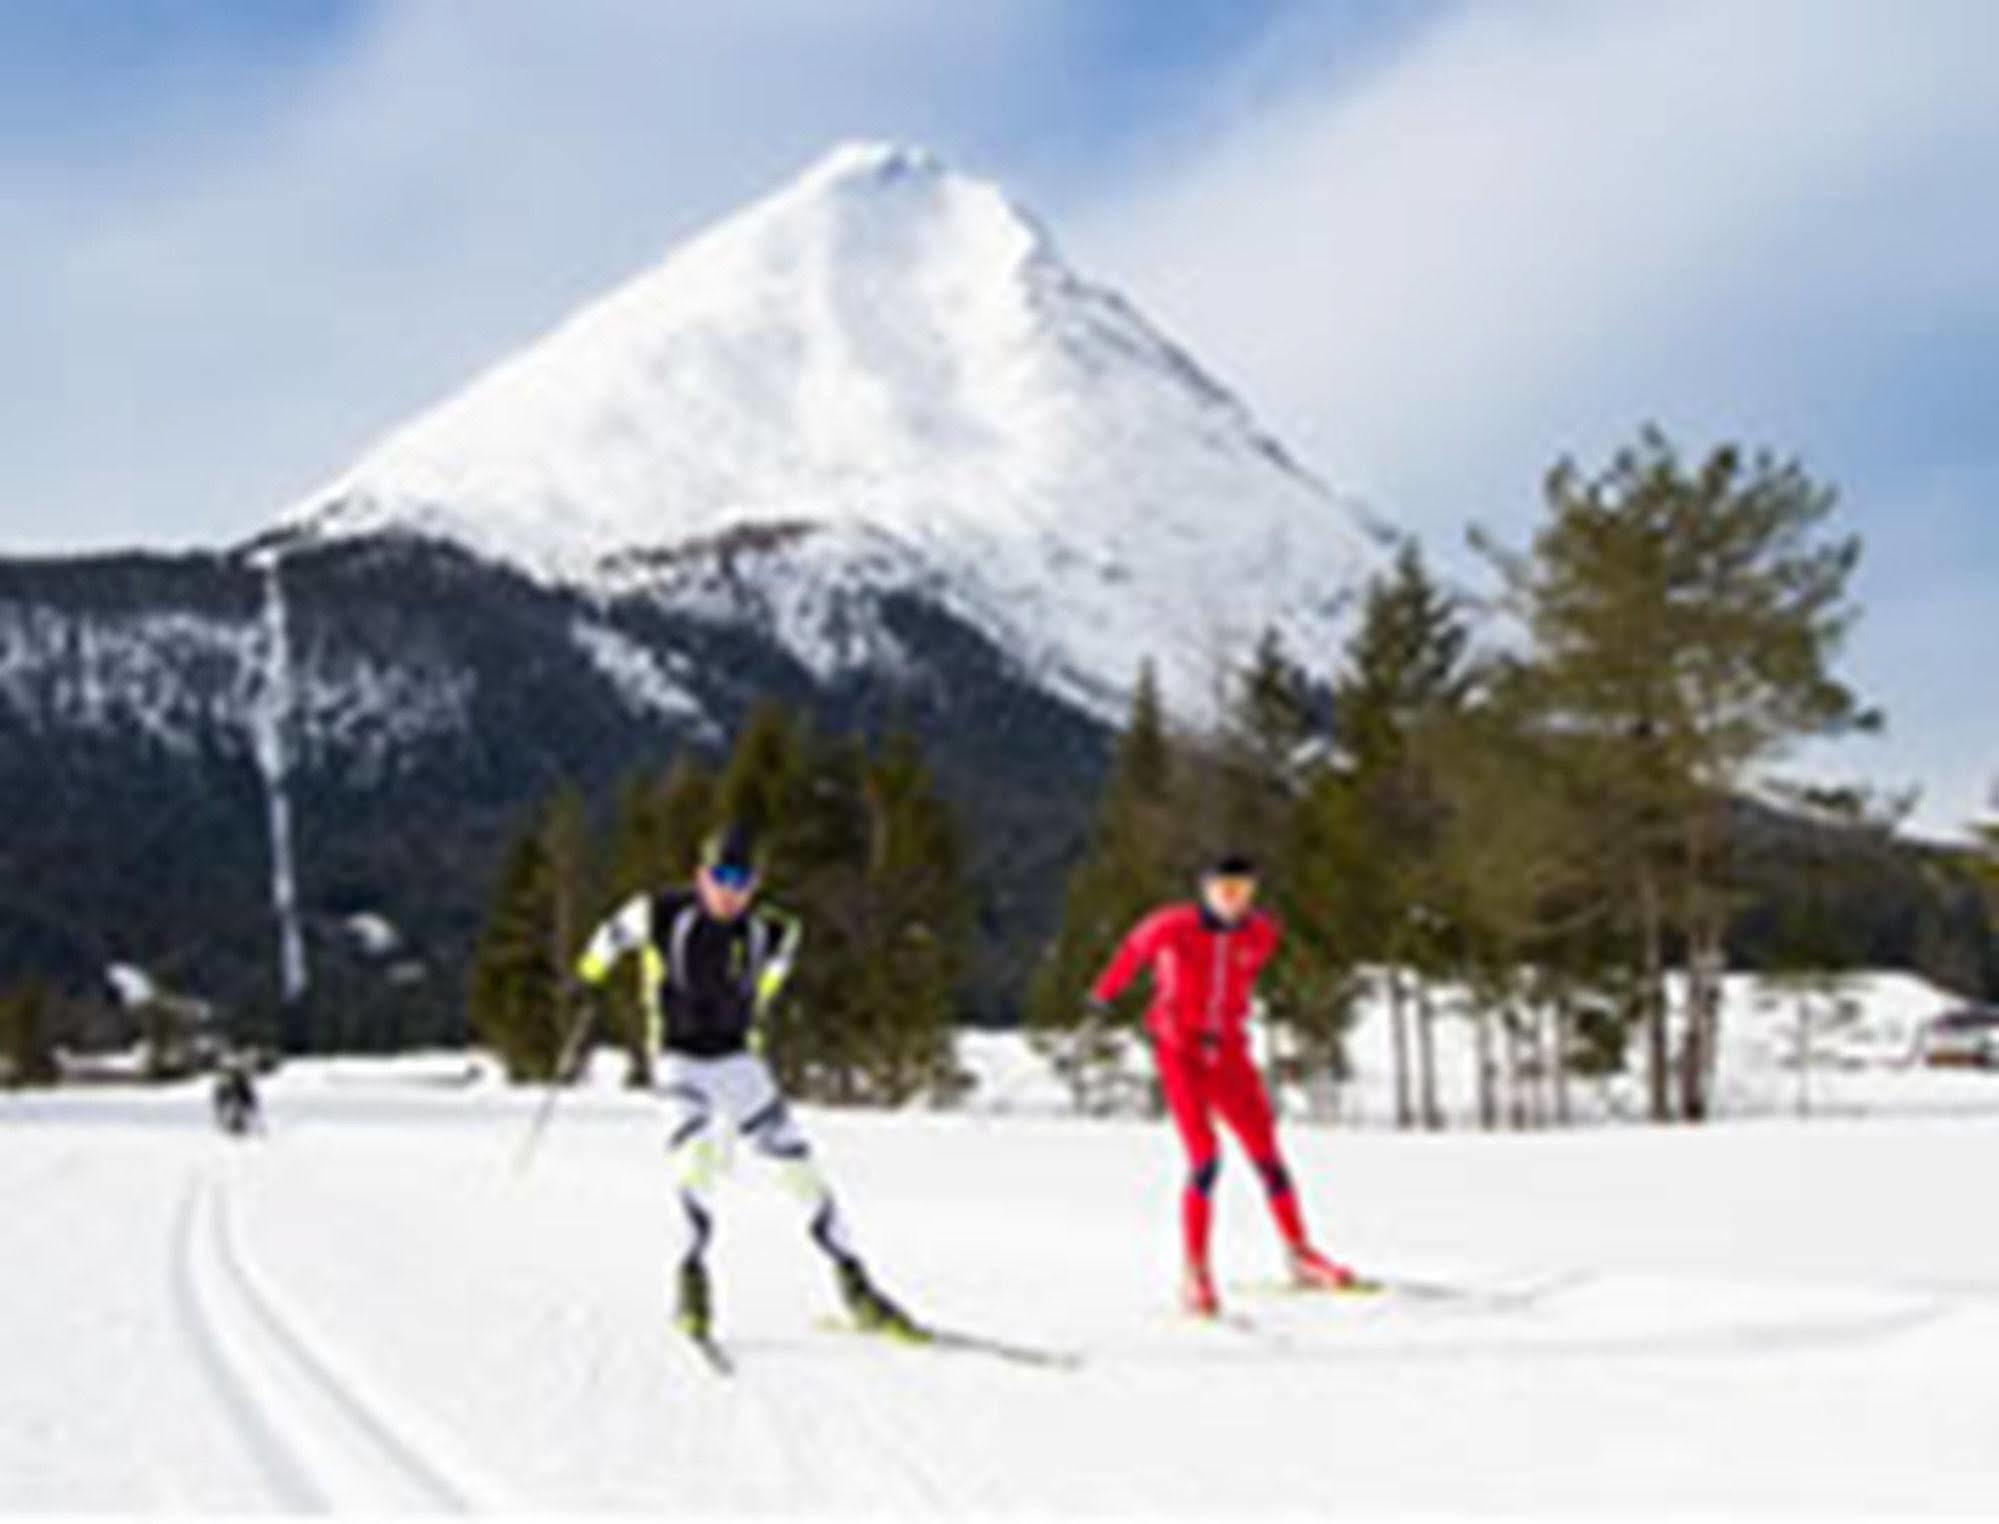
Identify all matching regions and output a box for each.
[210,1169,491,1511]
[170,1176,329,1513]
[181,1163,496,1513]
[774,1351,965,1511]
[737,1346,953,1511]
[667,1324,827,1510]
[1194,1271,1957,1368]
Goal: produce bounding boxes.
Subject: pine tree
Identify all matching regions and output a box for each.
[718,701,805,857]
[857,728,971,1104]
[768,729,873,1100]
[1214,628,1315,855]
[659,755,720,879]
[1476,427,1875,1121]
[0,983,56,1088]
[1427,679,1604,1129]
[600,769,669,1087]
[467,787,590,1082]
[1309,542,1473,1128]
[1209,629,1359,1115]
[1029,662,1185,1113]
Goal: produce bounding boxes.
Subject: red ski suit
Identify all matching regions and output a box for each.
[1091,905,1309,1266]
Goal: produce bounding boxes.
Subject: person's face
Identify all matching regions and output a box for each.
[697,865,758,921]
[1202,874,1258,925]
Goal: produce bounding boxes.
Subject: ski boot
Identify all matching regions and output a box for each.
[674,1259,713,1341]
[1182,1260,1222,1319]
[1288,1243,1360,1292]
[836,1258,927,1344]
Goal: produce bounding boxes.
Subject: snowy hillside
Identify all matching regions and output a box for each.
[0,582,471,778]
[283,142,1380,717]
[3,1068,1996,1511]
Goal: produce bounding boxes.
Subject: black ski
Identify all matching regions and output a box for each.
[681,1329,735,1377]
[920,1324,1082,1371]
[815,1317,1080,1372]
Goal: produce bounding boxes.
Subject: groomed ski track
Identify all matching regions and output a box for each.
[3,1072,1998,1512]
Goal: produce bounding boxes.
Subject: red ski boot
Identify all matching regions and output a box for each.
[1182,1261,1222,1318]
[1288,1243,1362,1292]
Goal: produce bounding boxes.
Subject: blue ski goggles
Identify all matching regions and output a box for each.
[705,862,758,892]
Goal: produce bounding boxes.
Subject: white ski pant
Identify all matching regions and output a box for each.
[659,1052,856,1268]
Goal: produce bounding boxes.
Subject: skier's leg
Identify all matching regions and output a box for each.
[726,1056,921,1335]
[1211,1046,1308,1249]
[1154,1043,1223,1306]
[738,1087,856,1266]
[1212,1047,1355,1285]
[660,1063,726,1271]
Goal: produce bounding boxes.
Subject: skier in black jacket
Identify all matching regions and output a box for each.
[212,1054,262,1137]
[576,823,919,1345]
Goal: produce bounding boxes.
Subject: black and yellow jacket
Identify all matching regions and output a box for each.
[576,889,802,1059]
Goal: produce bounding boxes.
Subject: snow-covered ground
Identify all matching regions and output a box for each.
[4,1044,1998,1513]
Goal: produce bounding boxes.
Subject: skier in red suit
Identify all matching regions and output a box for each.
[1091,854,1358,1316]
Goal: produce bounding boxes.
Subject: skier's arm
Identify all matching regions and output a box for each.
[1090,912,1166,1006]
[745,907,802,1056]
[576,895,651,986]
[754,908,803,1016]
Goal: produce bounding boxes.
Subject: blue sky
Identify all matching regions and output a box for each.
[0,1,1992,837]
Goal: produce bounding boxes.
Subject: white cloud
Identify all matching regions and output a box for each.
[0,0,1066,552]
[1069,0,1999,530]
[1065,0,1999,837]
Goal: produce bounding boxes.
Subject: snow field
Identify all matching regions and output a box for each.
[4,1067,1997,1512]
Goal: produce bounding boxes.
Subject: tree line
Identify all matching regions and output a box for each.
[14,427,1988,1114]
[1032,426,1995,1127]
[466,704,973,1106]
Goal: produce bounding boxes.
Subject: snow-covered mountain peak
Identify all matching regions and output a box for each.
[280,143,1378,716]
[802,138,943,183]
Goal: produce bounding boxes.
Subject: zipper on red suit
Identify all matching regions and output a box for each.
[1207,925,1228,1043]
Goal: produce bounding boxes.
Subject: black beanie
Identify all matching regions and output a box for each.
[701,823,762,876]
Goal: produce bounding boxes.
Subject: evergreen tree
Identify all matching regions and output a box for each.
[659,755,720,881]
[1214,627,1316,856]
[857,728,972,1104]
[466,787,590,1082]
[1307,542,1473,1128]
[1476,427,1875,1121]
[718,701,805,856]
[1427,681,1604,1129]
[601,769,670,1087]
[1207,629,1360,1115]
[0,983,56,1088]
[1030,662,1184,1113]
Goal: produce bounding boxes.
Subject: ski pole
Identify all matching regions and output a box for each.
[513,997,596,1176]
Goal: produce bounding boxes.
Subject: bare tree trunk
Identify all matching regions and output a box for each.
[1678,904,1716,1124]
[1678,790,1729,1123]
[1502,1007,1526,1130]
[1534,1003,1554,1128]
[1795,995,1812,1119]
[1679,960,1705,1123]
[1475,1006,1497,1130]
[1638,861,1671,1123]
[1701,923,1725,1115]
[1552,992,1573,1127]
[1416,981,1443,1130]
[1388,968,1413,1130]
